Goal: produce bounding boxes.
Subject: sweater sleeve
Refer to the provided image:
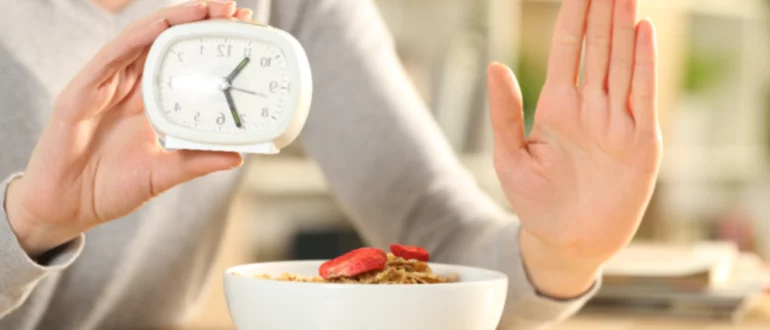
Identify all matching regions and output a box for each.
[0,173,84,319]
[274,0,599,328]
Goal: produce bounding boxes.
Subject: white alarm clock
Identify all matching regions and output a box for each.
[142,20,312,154]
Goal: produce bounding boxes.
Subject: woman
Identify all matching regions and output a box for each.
[0,0,660,329]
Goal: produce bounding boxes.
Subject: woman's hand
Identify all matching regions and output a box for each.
[5,1,255,258]
[487,0,661,298]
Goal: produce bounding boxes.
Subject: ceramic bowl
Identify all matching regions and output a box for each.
[224,260,508,330]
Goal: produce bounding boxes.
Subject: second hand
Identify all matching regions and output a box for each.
[230,86,266,98]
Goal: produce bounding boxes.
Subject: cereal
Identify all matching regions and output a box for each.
[254,253,459,284]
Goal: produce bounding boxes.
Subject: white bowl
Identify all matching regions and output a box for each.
[224,260,508,330]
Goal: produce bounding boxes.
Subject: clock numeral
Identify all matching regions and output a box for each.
[200,45,205,55]
[216,112,226,125]
[262,108,269,118]
[244,48,252,58]
[174,103,181,112]
[269,81,279,93]
[194,112,201,122]
[260,57,271,67]
[217,44,232,57]
[239,113,247,124]
[176,52,184,62]
[167,77,173,89]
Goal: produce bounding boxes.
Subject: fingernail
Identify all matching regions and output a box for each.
[187,1,206,7]
[239,8,253,18]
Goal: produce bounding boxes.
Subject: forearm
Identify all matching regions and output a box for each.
[0,173,84,319]
[5,177,76,258]
[519,230,600,299]
[4,174,46,258]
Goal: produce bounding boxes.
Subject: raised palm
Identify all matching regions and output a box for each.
[488,0,661,266]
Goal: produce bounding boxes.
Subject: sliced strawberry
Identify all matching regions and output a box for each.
[319,247,387,279]
[390,244,430,262]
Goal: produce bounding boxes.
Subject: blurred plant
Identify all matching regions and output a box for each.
[515,55,546,136]
[682,43,733,96]
[515,44,732,131]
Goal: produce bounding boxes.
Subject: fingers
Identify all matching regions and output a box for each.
[235,8,254,20]
[546,0,590,86]
[72,17,170,95]
[76,1,240,90]
[106,49,150,111]
[608,0,638,116]
[630,19,658,136]
[130,1,234,26]
[207,0,237,18]
[129,1,206,29]
[488,63,526,154]
[152,150,243,195]
[77,2,209,87]
[59,1,244,121]
[583,0,614,90]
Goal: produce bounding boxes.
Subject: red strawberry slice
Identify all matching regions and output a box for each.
[390,244,430,262]
[319,247,387,279]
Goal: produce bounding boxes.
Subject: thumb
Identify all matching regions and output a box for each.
[151,150,243,195]
[487,63,526,154]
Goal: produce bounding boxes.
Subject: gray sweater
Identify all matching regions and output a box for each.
[0,0,596,329]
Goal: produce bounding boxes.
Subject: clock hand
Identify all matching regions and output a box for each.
[230,86,266,98]
[224,89,243,128]
[225,57,251,83]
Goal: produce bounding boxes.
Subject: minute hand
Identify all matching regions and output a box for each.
[224,89,243,128]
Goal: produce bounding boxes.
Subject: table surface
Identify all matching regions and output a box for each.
[174,314,770,330]
[553,314,770,330]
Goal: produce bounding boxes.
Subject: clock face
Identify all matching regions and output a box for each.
[155,36,290,133]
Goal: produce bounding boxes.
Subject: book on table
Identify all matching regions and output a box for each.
[586,241,767,321]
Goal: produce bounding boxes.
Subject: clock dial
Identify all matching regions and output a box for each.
[155,37,290,133]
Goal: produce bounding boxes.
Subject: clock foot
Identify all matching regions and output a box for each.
[160,136,279,154]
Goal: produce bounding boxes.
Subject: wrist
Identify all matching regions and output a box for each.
[519,229,601,299]
[5,177,79,258]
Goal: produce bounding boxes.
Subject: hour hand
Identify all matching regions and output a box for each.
[226,57,251,83]
[224,89,243,128]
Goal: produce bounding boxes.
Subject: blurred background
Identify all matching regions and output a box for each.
[186,0,770,328]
